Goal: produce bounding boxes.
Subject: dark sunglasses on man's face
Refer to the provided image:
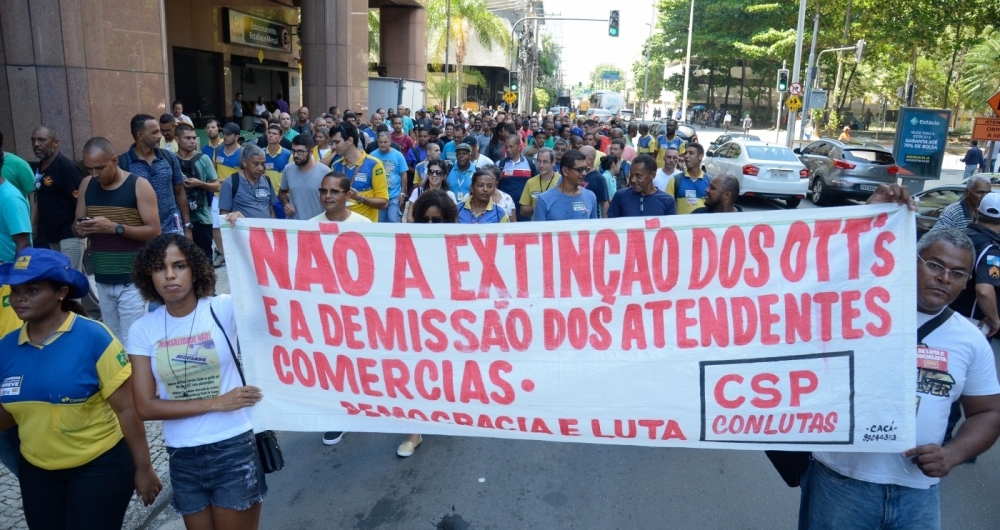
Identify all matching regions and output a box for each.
[318,188,346,196]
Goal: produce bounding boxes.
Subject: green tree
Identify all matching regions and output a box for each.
[368,10,380,63]
[533,87,551,113]
[427,0,510,106]
[959,34,1000,114]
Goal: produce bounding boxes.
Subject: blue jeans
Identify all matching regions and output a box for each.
[378,196,402,223]
[799,459,940,530]
[964,164,979,179]
[167,430,267,515]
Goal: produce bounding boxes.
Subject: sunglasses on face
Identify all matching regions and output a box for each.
[318,188,347,196]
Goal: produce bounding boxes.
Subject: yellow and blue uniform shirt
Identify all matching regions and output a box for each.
[0,313,131,470]
[664,170,710,215]
[655,134,686,169]
[331,154,389,222]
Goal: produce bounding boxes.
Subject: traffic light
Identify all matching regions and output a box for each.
[777,69,789,92]
[608,11,620,37]
[509,71,519,92]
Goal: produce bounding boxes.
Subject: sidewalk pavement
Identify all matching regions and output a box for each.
[0,266,232,530]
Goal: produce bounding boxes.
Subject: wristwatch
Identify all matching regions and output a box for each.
[114,223,125,235]
[184,222,194,229]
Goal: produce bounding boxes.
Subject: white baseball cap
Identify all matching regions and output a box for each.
[978,192,1000,220]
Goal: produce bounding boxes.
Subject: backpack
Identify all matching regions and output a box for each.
[178,153,211,209]
[230,170,274,201]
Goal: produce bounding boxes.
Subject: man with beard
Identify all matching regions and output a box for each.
[691,175,742,214]
[279,135,328,221]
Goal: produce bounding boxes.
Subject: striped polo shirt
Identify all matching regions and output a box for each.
[86,174,145,285]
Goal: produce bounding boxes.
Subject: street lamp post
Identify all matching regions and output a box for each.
[680,0,694,124]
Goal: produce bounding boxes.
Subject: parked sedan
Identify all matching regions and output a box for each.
[796,139,899,205]
[708,133,761,156]
[676,124,699,145]
[704,140,810,208]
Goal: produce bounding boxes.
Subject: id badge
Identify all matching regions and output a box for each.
[686,189,697,205]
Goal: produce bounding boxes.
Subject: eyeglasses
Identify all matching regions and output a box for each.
[568,166,588,173]
[292,149,309,155]
[318,188,346,196]
[428,169,444,175]
[918,256,970,283]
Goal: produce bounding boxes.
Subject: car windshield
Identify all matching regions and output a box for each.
[917,189,963,218]
[736,135,761,141]
[746,146,799,162]
[843,149,895,165]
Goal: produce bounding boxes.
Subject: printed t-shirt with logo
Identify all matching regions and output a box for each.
[457,197,509,224]
[0,180,31,263]
[532,187,598,221]
[177,154,219,226]
[663,170,709,214]
[218,173,276,219]
[202,144,241,192]
[519,174,561,210]
[370,148,409,200]
[264,146,292,191]
[815,310,1000,489]
[951,223,1000,320]
[656,135,686,168]
[330,154,389,222]
[0,312,130,470]
[127,295,251,448]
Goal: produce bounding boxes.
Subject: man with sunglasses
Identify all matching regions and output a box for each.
[279,135,328,220]
[311,172,371,223]
[800,201,1000,528]
[533,150,597,221]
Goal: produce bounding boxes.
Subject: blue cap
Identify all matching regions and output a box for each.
[0,248,90,299]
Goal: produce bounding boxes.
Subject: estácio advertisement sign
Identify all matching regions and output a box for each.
[892,107,951,179]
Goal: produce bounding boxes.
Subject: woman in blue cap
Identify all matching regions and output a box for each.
[0,247,162,529]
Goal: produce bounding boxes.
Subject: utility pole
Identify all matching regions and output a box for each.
[785,0,807,146]
[776,60,786,142]
[680,0,694,123]
[798,11,820,141]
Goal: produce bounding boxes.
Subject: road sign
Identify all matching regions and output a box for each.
[972,117,1000,142]
[601,70,620,81]
[785,95,803,112]
[988,90,1000,118]
[503,91,517,104]
[789,82,802,96]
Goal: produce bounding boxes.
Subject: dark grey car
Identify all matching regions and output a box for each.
[794,140,899,205]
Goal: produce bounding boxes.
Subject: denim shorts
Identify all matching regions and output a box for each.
[166,430,268,515]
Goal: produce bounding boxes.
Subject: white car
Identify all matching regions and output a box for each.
[703,140,810,208]
[586,109,613,123]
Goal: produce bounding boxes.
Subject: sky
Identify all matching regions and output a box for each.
[540,0,657,87]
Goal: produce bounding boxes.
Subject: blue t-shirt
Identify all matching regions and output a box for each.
[533,187,598,221]
[607,187,677,218]
[0,180,31,262]
[447,164,476,202]
[442,142,457,163]
[370,148,408,200]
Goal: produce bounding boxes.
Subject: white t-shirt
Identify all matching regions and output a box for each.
[128,296,252,448]
[473,154,492,169]
[310,210,372,223]
[814,310,1000,489]
[652,168,682,193]
[408,187,458,204]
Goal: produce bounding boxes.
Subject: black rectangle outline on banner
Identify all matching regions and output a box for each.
[699,351,855,445]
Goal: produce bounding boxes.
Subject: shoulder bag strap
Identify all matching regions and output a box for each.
[917,307,954,345]
[211,304,246,386]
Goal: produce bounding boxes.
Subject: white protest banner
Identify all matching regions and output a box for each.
[223,205,916,451]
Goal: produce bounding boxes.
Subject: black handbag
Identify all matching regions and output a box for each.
[211,305,285,474]
[764,308,954,487]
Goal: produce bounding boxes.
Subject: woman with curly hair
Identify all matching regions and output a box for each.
[405,159,456,222]
[411,188,459,224]
[394,189,458,457]
[127,234,267,529]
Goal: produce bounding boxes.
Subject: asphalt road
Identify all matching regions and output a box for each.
[153,127,998,530]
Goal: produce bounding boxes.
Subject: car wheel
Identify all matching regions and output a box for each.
[785,197,801,209]
[810,178,828,206]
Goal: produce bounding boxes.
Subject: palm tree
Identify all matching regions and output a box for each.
[368,10,380,64]
[959,34,1000,114]
[427,0,510,107]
